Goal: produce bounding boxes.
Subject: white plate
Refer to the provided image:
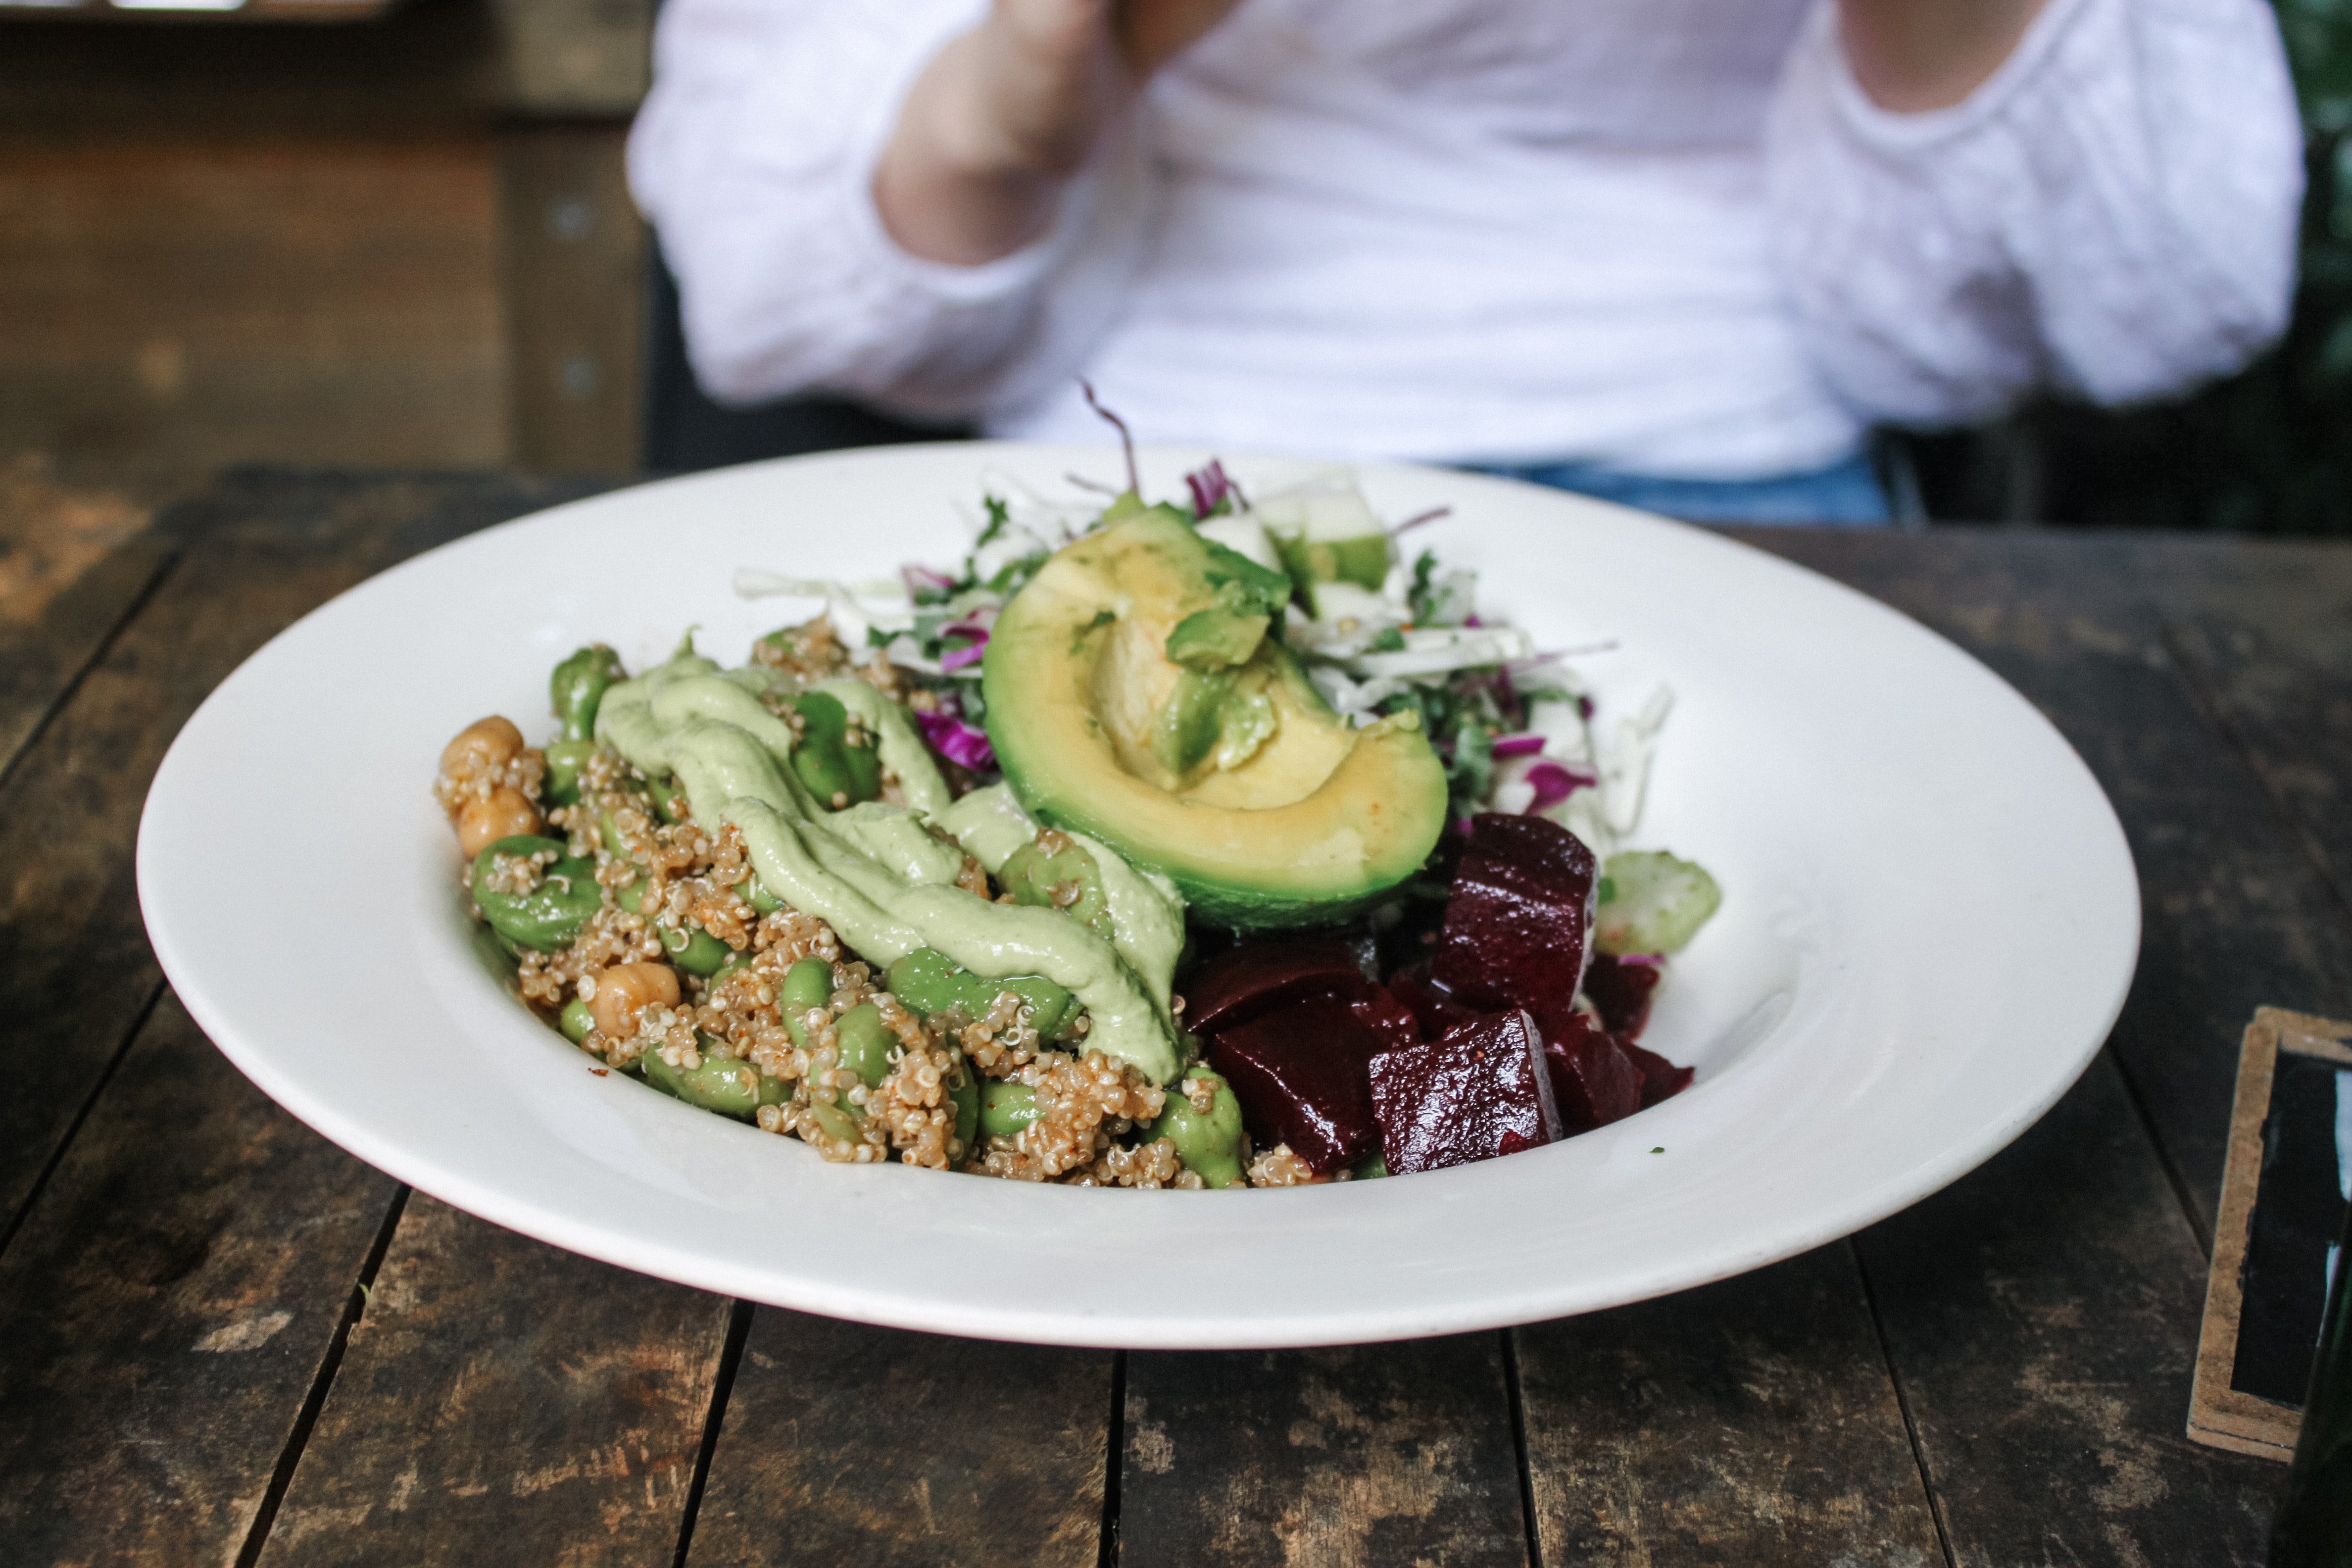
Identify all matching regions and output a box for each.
[137,442,2138,1349]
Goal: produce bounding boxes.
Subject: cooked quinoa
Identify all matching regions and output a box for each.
[435,627,1278,1188]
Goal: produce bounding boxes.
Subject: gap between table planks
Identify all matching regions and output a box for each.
[1,473,2344,1566]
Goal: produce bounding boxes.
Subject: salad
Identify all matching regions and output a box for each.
[431,449,1720,1188]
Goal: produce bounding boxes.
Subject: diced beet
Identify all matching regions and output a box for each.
[1431,814,1599,1020]
[1350,987,1423,1054]
[1369,1009,1563,1174]
[1207,994,1382,1173]
[1386,967,1482,1043]
[1538,1008,1644,1132]
[1183,937,1368,1035]
[1582,952,1661,1041]
[1620,1039,1695,1108]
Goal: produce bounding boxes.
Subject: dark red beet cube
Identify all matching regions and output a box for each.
[1620,1039,1695,1108]
[1431,814,1598,1019]
[1350,987,1423,1055]
[1538,1008,1644,1132]
[1369,1009,1563,1175]
[1183,937,1368,1035]
[1582,952,1661,1041]
[1386,967,1482,1043]
[1207,993,1382,1173]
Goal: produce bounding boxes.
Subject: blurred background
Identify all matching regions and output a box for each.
[5,0,2352,530]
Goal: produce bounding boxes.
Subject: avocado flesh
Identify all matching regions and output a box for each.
[982,511,1449,929]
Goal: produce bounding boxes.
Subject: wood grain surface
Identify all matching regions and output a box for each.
[0,456,173,780]
[1516,1244,1943,1567]
[1118,1336,1530,1568]
[258,1196,732,1568]
[1857,1055,2282,1566]
[0,994,399,1565]
[686,1310,1114,1568]
[0,471,606,1237]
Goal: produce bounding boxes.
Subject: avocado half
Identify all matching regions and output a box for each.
[981,508,1448,929]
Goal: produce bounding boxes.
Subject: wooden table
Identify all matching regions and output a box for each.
[3,467,2346,1567]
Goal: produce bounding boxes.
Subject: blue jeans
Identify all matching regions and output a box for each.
[1473,450,1890,526]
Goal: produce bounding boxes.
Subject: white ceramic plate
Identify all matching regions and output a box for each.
[137,442,2137,1348]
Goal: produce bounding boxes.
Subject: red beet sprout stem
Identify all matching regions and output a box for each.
[1079,380,1139,495]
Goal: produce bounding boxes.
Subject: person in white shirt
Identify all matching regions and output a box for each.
[628,0,2304,522]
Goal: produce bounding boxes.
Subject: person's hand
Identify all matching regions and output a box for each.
[1838,0,2047,112]
[877,0,1243,265]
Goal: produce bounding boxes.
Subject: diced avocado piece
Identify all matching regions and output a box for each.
[1256,480,1393,591]
[1193,513,1282,574]
[1301,579,1400,626]
[1596,850,1722,956]
[981,509,1448,929]
[1165,606,1270,671]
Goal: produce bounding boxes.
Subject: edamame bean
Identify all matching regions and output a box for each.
[543,738,596,806]
[746,879,782,914]
[802,1095,861,1145]
[833,1003,893,1089]
[779,956,834,1047]
[980,1081,1039,1138]
[471,835,601,952]
[885,948,972,1018]
[658,921,732,977]
[1352,1153,1389,1180]
[997,836,1113,938]
[559,995,594,1043]
[550,644,625,741]
[791,690,882,809]
[884,948,1080,1041]
[1148,1066,1246,1189]
[641,1035,783,1120]
[995,977,1079,1042]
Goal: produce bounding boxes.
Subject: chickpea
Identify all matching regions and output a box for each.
[441,715,525,779]
[589,962,681,1040]
[456,786,542,856]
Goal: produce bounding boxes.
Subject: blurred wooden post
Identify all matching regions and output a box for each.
[492,0,652,475]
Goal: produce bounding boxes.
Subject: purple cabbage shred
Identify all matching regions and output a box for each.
[1185,459,1237,519]
[1524,761,1597,813]
[915,707,996,771]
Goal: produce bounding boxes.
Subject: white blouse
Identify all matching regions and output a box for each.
[628,0,2304,479]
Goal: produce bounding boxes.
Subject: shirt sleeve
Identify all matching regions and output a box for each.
[1763,0,2306,427]
[625,0,1139,418]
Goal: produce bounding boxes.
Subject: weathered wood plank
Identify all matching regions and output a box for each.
[0,992,398,1564]
[0,455,177,781]
[1514,1244,1943,1567]
[2164,614,2352,914]
[1856,1053,2281,1566]
[0,471,609,1234]
[687,1310,1112,1568]
[1118,1336,1528,1568]
[257,1196,731,1568]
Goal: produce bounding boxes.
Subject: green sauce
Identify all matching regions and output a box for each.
[597,651,1184,1082]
